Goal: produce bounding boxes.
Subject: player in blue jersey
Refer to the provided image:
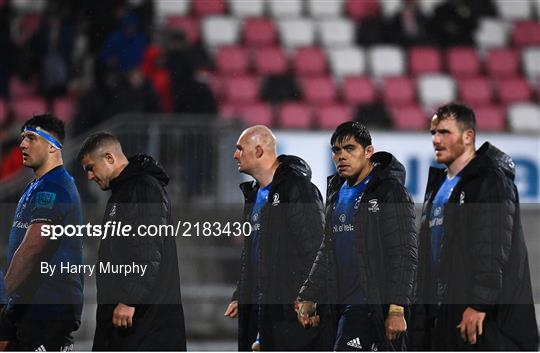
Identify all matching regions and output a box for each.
[0,114,83,351]
[296,121,417,351]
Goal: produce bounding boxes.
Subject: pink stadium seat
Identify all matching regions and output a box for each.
[53,97,75,124]
[219,103,237,120]
[346,0,380,19]
[316,104,352,130]
[293,47,327,77]
[409,47,442,75]
[9,77,37,98]
[243,18,277,47]
[512,21,540,47]
[447,47,480,77]
[473,104,506,131]
[457,77,493,105]
[216,46,249,75]
[301,76,336,105]
[382,76,415,106]
[486,48,519,78]
[277,103,312,129]
[192,0,227,17]
[0,99,6,124]
[253,47,288,75]
[342,76,376,105]
[207,73,224,100]
[238,102,273,126]
[390,104,427,130]
[224,76,258,104]
[496,78,532,104]
[164,16,200,43]
[13,97,47,122]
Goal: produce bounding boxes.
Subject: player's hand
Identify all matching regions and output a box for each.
[112,303,135,329]
[457,307,486,345]
[294,300,319,328]
[0,341,10,351]
[385,313,407,341]
[224,300,238,318]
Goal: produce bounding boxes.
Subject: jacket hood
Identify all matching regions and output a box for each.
[370,151,407,185]
[466,142,516,181]
[275,154,312,181]
[111,154,169,189]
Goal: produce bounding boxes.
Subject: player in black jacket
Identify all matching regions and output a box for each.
[78,132,186,351]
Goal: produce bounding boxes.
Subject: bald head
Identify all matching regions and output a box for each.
[234,125,279,181]
[240,125,277,155]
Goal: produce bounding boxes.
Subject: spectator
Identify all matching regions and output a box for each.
[387,0,433,46]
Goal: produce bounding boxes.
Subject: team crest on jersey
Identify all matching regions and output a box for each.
[271,193,280,206]
[109,203,117,217]
[354,196,362,209]
[36,191,56,209]
[367,199,379,213]
[339,214,346,223]
[459,191,465,205]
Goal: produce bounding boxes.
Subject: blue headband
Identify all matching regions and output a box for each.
[23,126,63,149]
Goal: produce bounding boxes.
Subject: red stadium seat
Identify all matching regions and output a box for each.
[457,77,493,105]
[486,48,519,78]
[277,103,312,129]
[495,78,532,104]
[0,99,6,124]
[192,0,227,16]
[164,16,200,43]
[301,76,336,105]
[253,47,288,75]
[216,46,249,75]
[382,76,415,106]
[473,104,506,131]
[346,0,380,19]
[53,97,75,124]
[512,20,540,47]
[409,47,442,75]
[315,104,352,130]
[238,102,274,126]
[13,97,47,122]
[219,103,237,120]
[9,77,37,98]
[243,17,277,47]
[390,104,427,130]
[447,47,480,77]
[224,76,258,104]
[293,47,327,77]
[342,76,376,105]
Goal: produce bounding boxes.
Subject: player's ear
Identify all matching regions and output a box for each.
[104,152,115,165]
[365,145,374,158]
[255,145,263,158]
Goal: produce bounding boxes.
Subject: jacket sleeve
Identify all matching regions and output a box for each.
[468,170,514,310]
[380,181,418,306]
[298,232,331,303]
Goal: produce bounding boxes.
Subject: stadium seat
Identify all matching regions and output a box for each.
[369,45,405,78]
[447,47,480,78]
[223,76,258,104]
[486,48,519,78]
[390,104,427,130]
[0,99,6,124]
[474,18,509,48]
[278,18,316,49]
[522,47,540,81]
[409,47,442,75]
[202,16,240,48]
[508,103,540,133]
[216,46,249,75]
[293,47,327,76]
[318,18,355,48]
[301,76,336,105]
[9,77,36,98]
[316,103,352,129]
[243,17,278,47]
[229,0,265,17]
[277,103,313,129]
[219,103,237,120]
[457,77,493,105]
[253,47,288,75]
[268,0,303,18]
[495,0,532,21]
[512,21,540,47]
[342,76,377,105]
[417,74,456,108]
[417,0,445,15]
[164,16,200,43]
[535,0,540,18]
[156,0,190,22]
[382,76,415,106]
[11,0,45,12]
[192,0,227,17]
[307,0,344,18]
[473,104,506,132]
[13,97,47,122]
[346,0,380,19]
[328,47,366,78]
[238,102,274,126]
[496,78,532,104]
[52,97,75,124]
[380,0,402,18]
[17,12,41,43]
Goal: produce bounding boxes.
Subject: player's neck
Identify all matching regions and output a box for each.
[255,159,279,188]
[447,149,476,178]
[348,163,374,186]
[34,158,63,179]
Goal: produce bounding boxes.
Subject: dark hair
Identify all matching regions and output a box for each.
[21,113,65,143]
[77,132,120,162]
[434,103,476,132]
[330,121,372,148]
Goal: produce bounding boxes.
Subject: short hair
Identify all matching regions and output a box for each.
[434,103,476,132]
[21,113,65,143]
[77,132,120,162]
[330,121,372,148]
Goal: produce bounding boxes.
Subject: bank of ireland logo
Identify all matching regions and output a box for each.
[339,214,346,223]
[272,193,280,206]
[434,206,442,217]
[367,199,379,212]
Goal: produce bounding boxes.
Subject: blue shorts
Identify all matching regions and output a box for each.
[334,305,379,351]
